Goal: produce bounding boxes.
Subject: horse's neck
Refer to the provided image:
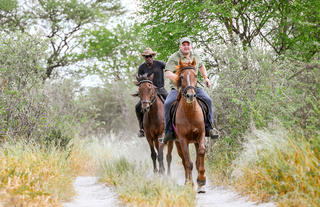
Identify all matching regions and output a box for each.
[179,97,202,118]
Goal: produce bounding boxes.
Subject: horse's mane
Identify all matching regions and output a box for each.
[173,57,196,88]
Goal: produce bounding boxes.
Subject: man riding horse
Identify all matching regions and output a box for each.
[135,47,168,137]
[163,37,219,143]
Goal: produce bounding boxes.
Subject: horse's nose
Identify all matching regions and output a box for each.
[142,103,150,112]
[186,92,195,103]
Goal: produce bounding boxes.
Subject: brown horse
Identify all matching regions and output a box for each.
[173,58,207,193]
[134,74,174,174]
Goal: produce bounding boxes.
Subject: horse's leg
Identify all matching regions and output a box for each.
[155,138,165,174]
[195,143,200,173]
[175,141,187,181]
[196,137,206,192]
[179,139,193,185]
[166,140,174,175]
[146,134,158,173]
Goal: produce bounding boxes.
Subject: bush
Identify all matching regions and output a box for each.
[0,32,86,146]
[232,124,320,206]
[77,80,138,135]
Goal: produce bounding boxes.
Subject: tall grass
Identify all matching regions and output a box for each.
[0,139,93,207]
[92,133,196,207]
[206,136,242,185]
[232,124,320,206]
[99,157,196,207]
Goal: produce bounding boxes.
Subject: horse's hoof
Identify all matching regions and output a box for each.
[197,178,206,186]
[197,186,206,193]
[159,168,165,175]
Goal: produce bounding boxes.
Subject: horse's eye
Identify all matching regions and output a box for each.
[180,75,183,79]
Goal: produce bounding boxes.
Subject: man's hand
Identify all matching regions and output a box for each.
[204,77,211,88]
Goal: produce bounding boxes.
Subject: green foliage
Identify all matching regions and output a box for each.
[80,22,145,81]
[77,80,138,134]
[0,0,17,11]
[206,136,242,184]
[0,0,124,78]
[0,33,94,147]
[43,129,72,150]
[0,32,47,88]
[139,0,320,61]
[205,43,320,205]
[210,45,320,139]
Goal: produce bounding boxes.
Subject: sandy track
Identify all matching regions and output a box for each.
[63,137,275,207]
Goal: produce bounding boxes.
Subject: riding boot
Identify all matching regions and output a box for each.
[205,128,219,139]
[137,115,145,137]
[163,121,175,144]
[205,121,219,139]
[135,102,145,137]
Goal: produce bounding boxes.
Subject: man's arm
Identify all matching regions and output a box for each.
[164,54,178,82]
[199,65,211,88]
[165,70,178,82]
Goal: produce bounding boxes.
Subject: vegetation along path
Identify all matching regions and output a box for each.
[64,137,276,207]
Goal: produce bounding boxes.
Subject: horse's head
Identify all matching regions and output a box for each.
[135,73,156,112]
[175,57,197,103]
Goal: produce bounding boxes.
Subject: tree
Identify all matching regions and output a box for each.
[0,0,124,79]
[80,22,145,82]
[138,0,320,62]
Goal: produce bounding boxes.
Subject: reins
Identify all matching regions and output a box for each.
[138,80,157,107]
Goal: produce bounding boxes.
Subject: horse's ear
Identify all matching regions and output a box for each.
[179,58,183,66]
[191,57,196,67]
[148,73,154,81]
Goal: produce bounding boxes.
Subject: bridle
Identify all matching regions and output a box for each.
[180,66,197,99]
[138,80,156,108]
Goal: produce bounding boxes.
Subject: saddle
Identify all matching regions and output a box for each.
[156,87,166,103]
[169,96,209,127]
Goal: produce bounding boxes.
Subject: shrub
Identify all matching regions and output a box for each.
[232,124,320,206]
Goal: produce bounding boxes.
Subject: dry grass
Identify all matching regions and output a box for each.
[232,124,320,206]
[0,139,93,207]
[92,134,196,207]
[99,157,196,207]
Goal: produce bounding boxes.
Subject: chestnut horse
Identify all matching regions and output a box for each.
[173,58,207,193]
[134,74,174,174]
